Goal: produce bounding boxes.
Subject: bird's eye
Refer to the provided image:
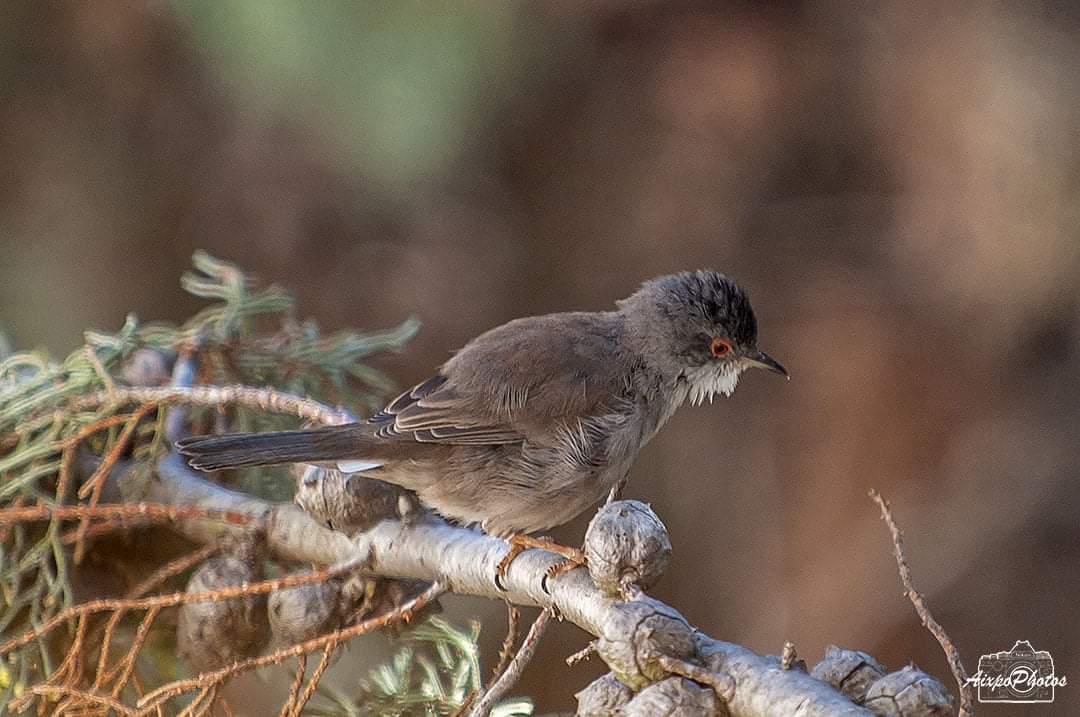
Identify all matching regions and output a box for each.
[710,337,732,358]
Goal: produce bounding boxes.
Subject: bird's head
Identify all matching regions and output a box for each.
[619,270,787,405]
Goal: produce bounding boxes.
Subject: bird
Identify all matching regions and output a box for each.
[176,270,787,576]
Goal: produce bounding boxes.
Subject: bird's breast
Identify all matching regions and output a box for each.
[638,380,690,447]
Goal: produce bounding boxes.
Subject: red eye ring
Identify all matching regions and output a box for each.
[710,337,732,358]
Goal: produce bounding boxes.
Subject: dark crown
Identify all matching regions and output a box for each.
[650,270,757,346]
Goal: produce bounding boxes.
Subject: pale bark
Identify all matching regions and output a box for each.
[139,453,874,717]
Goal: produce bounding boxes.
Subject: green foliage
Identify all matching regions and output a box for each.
[310,618,533,717]
[0,252,421,710]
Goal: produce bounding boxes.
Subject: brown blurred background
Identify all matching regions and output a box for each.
[2,1,1078,713]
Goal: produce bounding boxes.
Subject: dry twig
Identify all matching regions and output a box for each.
[1,557,366,656]
[278,654,307,717]
[565,641,596,667]
[93,543,219,695]
[106,606,162,699]
[76,385,354,426]
[136,581,446,712]
[657,654,736,702]
[490,604,521,685]
[454,603,521,717]
[288,638,338,717]
[74,403,157,562]
[0,502,253,527]
[870,489,972,717]
[25,684,136,716]
[60,412,149,448]
[126,542,222,600]
[466,609,551,717]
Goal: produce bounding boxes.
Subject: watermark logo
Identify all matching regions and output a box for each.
[966,641,1066,703]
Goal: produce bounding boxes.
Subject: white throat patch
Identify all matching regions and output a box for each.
[686,361,745,406]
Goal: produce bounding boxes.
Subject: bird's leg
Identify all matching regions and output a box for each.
[495,534,586,591]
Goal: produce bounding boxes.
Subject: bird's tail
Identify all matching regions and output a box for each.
[175,424,368,471]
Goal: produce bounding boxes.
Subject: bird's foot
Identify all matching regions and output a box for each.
[541,550,587,594]
[494,534,587,592]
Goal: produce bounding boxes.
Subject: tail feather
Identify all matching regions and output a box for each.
[176,424,367,471]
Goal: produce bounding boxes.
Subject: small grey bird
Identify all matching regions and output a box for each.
[177,270,786,537]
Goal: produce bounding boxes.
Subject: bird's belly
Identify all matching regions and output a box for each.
[376,446,630,536]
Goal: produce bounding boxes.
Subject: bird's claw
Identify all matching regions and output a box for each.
[494,534,587,593]
[541,551,587,594]
[494,541,528,591]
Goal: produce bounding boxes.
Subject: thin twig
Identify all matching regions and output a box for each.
[1,556,367,655]
[454,603,521,717]
[129,672,163,717]
[288,638,338,717]
[26,685,137,716]
[76,385,354,426]
[74,403,157,562]
[127,542,222,600]
[870,489,973,717]
[564,641,596,667]
[279,654,307,717]
[178,684,217,717]
[44,613,89,690]
[94,544,219,692]
[467,609,551,717]
[657,654,736,702]
[94,609,123,692]
[490,603,520,684]
[107,606,162,698]
[137,581,446,711]
[76,404,155,502]
[0,495,24,543]
[50,442,78,528]
[0,502,253,526]
[60,412,145,448]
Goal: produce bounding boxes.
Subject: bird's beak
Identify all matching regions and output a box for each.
[745,350,788,378]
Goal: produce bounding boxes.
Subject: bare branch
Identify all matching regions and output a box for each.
[0,555,366,655]
[25,684,136,716]
[75,385,355,425]
[0,502,253,526]
[467,609,551,717]
[136,452,875,717]
[279,654,307,717]
[490,604,521,686]
[870,489,973,716]
[137,581,446,711]
[74,403,157,561]
[288,638,338,717]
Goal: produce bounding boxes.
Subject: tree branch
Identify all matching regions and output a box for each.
[76,385,356,425]
[139,453,872,717]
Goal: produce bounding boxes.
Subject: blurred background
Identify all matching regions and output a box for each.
[2,0,1078,713]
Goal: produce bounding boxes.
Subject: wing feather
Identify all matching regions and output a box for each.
[368,374,525,446]
[367,312,626,448]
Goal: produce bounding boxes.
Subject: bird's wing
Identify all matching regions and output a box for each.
[367,374,526,445]
[366,312,627,447]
